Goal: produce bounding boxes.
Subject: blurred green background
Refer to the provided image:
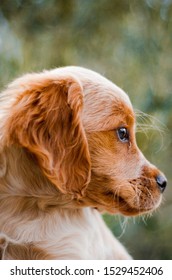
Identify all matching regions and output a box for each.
[0,0,171,259]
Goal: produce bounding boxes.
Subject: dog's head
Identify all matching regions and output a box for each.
[0,66,167,216]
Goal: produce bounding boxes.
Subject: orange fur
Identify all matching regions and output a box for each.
[0,66,167,259]
[0,234,52,260]
[3,77,90,197]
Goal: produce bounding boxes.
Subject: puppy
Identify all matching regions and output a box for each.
[0,66,167,259]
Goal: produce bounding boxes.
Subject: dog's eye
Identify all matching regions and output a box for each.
[117,127,129,142]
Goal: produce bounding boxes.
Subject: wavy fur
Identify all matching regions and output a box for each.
[0,66,166,259]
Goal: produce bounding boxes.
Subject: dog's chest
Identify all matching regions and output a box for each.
[16,208,112,259]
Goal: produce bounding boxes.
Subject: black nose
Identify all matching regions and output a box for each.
[156,175,167,193]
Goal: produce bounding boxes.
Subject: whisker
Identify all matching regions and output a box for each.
[144,187,156,211]
[135,109,168,134]
[117,215,129,238]
[141,215,148,226]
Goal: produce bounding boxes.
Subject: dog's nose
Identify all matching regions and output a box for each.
[156,174,167,193]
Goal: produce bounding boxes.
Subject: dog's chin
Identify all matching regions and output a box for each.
[92,190,163,217]
[106,194,163,217]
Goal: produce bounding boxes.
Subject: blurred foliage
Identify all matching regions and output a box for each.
[0,0,172,259]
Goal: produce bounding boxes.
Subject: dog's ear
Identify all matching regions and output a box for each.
[4,74,91,197]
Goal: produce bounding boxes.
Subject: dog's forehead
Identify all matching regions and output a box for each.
[79,71,134,131]
[82,85,134,132]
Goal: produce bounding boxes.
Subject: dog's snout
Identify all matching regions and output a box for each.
[156,174,167,193]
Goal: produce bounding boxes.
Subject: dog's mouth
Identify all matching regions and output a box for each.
[104,180,163,216]
[84,188,161,216]
[114,193,162,216]
[85,171,164,216]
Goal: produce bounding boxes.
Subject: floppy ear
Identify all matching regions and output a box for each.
[4,74,91,197]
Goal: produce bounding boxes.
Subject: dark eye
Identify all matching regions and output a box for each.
[117,127,129,142]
